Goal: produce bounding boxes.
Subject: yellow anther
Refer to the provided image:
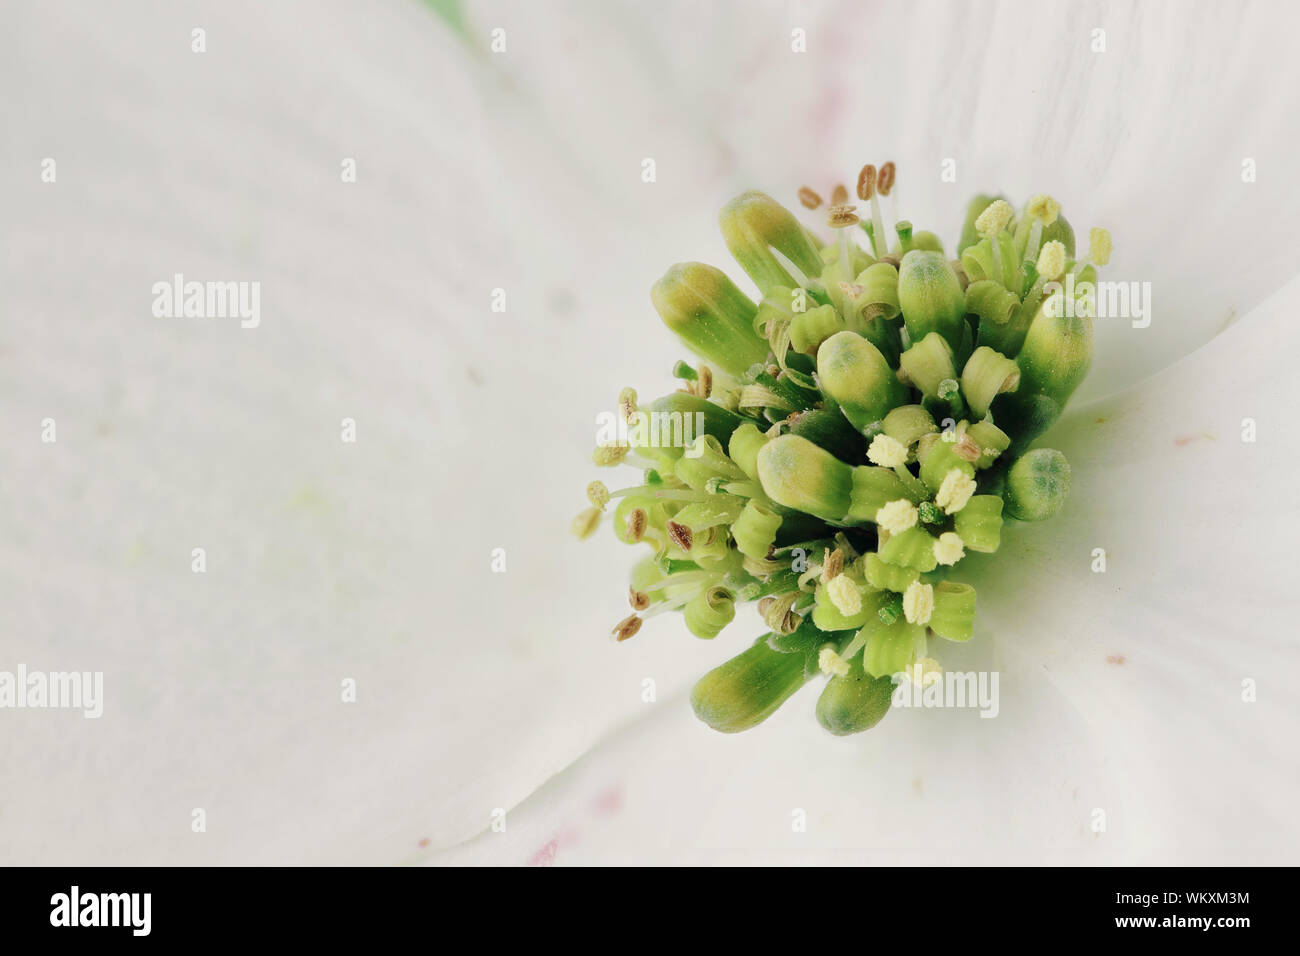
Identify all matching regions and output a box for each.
[1089,227,1112,266]
[875,498,919,535]
[935,469,977,514]
[933,531,966,566]
[975,199,1013,238]
[867,434,909,468]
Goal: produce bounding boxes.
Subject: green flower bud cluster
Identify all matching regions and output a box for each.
[578,174,1108,736]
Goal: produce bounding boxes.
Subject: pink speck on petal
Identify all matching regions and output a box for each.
[592,785,623,816]
[528,839,558,867]
[417,837,431,849]
[1107,654,1126,665]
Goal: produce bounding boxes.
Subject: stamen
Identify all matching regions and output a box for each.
[904,656,942,686]
[902,580,934,625]
[612,614,643,642]
[935,469,977,514]
[826,203,861,285]
[798,186,823,210]
[952,432,983,463]
[697,365,714,400]
[1019,194,1060,264]
[1088,227,1112,266]
[867,433,909,468]
[856,163,889,258]
[823,547,845,581]
[875,498,919,534]
[592,443,631,467]
[1019,239,1068,319]
[976,199,1013,285]
[629,587,651,611]
[1036,239,1066,282]
[768,245,824,293]
[667,520,694,552]
[933,531,965,566]
[878,161,898,223]
[587,480,611,509]
[818,646,850,678]
[618,386,638,423]
[827,574,862,615]
[571,507,601,540]
[831,183,849,205]
[625,508,648,542]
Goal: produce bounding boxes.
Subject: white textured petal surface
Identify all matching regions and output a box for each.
[3,0,1299,866]
[431,272,1300,866]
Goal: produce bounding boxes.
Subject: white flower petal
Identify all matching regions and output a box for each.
[458,1,1300,396]
[429,273,1300,865]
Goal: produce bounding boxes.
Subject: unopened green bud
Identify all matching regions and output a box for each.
[648,392,745,451]
[731,499,782,560]
[911,231,945,254]
[816,331,906,431]
[899,332,957,401]
[952,495,1003,552]
[961,346,1020,419]
[719,191,825,294]
[897,251,966,350]
[881,404,937,448]
[757,434,854,521]
[651,262,769,376]
[684,586,736,639]
[691,635,811,733]
[841,263,903,363]
[929,581,976,642]
[727,422,769,480]
[1003,448,1071,521]
[816,655,895,735]
[994,308,1093,451]
[786,407,868,463]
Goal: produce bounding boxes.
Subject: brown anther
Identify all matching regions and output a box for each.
[856,164,877,201]
[697,365,713,400]
[823,547,845,581]
[625,508,648,542]
[667,521,693,552]
[826,203,859,229]
[877,161,896,196]
[618,388,637,424]
[830,183,849,204]
[628,588,650,611]
[613,614,643,642]
[953,434,982,463]
[766,364,780,377]
[761,592,802,635]
[797,186,823,209]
